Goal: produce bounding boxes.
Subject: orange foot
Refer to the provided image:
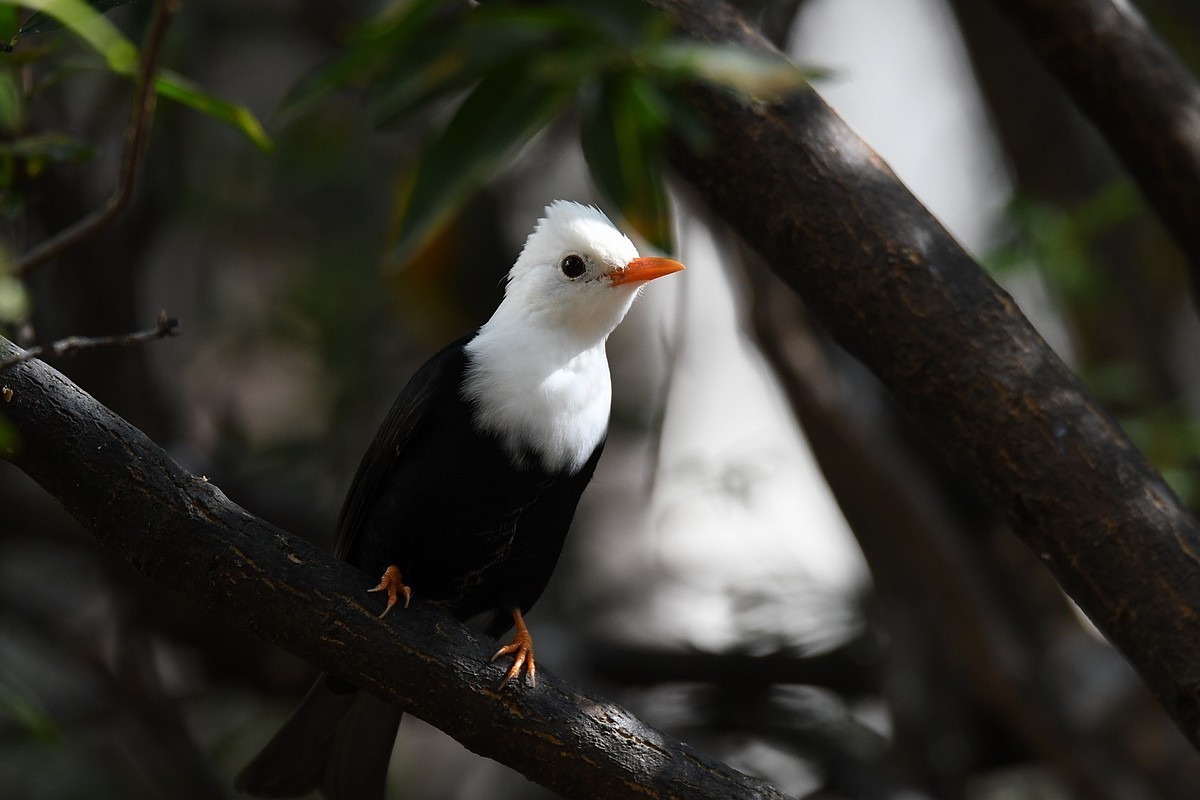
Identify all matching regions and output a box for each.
[491,607,536,688]
[367,565,412,618]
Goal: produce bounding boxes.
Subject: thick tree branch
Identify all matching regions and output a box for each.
[979,0,1200,292]
[0,336,791,800]
[648,0,1200,748]
[745,259,1170,800]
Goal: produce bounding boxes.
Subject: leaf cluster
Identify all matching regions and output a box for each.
[4,0,270,149]
[0,0,272,342]
[290,0,808,264]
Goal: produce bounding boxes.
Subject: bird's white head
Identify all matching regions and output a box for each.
[464,201,683,473]
[497,200,684,344]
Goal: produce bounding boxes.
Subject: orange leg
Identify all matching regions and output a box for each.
[491,607,536,688]
[367,565,413,618]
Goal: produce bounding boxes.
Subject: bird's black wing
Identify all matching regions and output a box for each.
[333,332,475,562]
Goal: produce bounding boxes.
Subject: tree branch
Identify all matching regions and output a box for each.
[0,335,792,800]
[744,257,1169,799]
[0,310,178,372]
[647,0,1200,749]
[979,0,1200,293]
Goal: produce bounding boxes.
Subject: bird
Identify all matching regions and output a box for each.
[234,200,684,799]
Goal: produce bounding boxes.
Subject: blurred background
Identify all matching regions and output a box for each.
[3,0,1200,798]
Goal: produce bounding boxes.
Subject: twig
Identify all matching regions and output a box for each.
[12,0,180,278]
[0,309,178,373]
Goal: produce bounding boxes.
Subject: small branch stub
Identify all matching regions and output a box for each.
[0,311,180,374]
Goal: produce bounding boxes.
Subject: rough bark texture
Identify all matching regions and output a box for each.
[983,0,1200,288]
[0,337,791,800]
[646,0,1200,748]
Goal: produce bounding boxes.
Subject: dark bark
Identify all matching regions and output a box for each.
[0,337,792,800]
[950,0,1188,419]
[983,0,1200,293]
[746,260,1187,799]
[647,0,1200,749]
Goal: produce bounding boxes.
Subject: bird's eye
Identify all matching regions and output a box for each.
[560,255,586,279]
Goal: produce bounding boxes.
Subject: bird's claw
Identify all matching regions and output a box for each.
[368,565,412,618]
[491,627,536,688]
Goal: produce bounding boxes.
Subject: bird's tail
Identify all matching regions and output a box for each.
[235,674,403,800]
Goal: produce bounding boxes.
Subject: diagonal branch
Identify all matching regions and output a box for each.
[0,335,792,800]
[646,0,1200,749]
[744,257,1168,800]
[978,0,1200,295]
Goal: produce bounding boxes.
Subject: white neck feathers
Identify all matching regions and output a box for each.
[457,200,655,473]
[461,313,611,474]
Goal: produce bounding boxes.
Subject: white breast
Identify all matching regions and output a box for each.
[461,329,611,475]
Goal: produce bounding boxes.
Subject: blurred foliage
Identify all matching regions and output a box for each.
[989,182,1141,304]
[0,235,21,452]
[0,0,270,477]
[988,182,1200,506]
[1120,404,1200,504]
[0,675,57,743]
[7,0,138,70]
[149,69,271,152]
[287,0,807,263]
[0,271,27,321]
[16,0,135,37]
[0,132,93,169]
[0,414,14,452]
[0,0,272,331]
[1146,0,1200,70]
[1,0,270,156]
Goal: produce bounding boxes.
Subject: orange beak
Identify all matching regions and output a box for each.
[609,256,685,287]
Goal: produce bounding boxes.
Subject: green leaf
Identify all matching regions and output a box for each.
[0,411,17,455]
[1160,467,1199,509]
[0,678,56,742]
[0,131,94,165]
[0,5,19,40]
[16,0,135,37]
[0,272,29,323]
[280,0,451,116]
[369,10,573,128]
[581,74,672,253]
[285,2,628,127]
[6,0,137,73]
[390,63,576,267]
[988,183,1140,304]
[650,83,711,154]
[155,69,273,152]
[6,1,271,149]
[0,68,23,132]
[556,0,668,47]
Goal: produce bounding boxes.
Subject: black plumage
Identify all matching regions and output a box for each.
[338,333,604,626]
